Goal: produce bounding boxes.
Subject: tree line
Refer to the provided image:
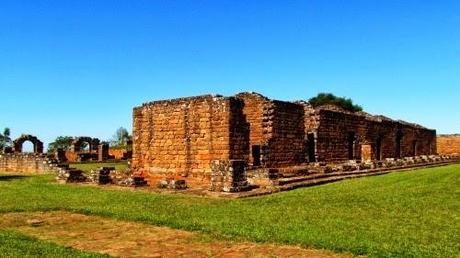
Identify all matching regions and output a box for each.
[48,127,132,153]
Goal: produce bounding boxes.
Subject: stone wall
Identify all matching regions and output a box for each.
[236,93,306,167]
[437,134,460,155]
[109,149,132,160]
[0,153,55,173]
[235,93,270,165]
[210,160,250,192]
[132,95,249,180]
[132,92,437,187]
[315,109,436,162]
[265,100,306,167]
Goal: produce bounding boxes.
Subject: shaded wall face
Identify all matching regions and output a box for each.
[236,94,306,167]
[398,126,436,157]
[316,111,368,162]
[132,96,237,178]
[316,110,436,162]
[437,135,460,155]
[265,101,306,167]
[228,98,250,161]
[235,94,269,165]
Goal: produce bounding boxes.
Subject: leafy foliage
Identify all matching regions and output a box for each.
[309,93,363,112]
[0,128,12,150]
[110,127,132,148]
[47,136,74,153]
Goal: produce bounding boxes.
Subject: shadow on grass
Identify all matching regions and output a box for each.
[0,175,29,181]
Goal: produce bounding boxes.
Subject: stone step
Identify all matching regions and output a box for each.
[277,170,383,185]
[277,166,309,178]
[278,171,390,191]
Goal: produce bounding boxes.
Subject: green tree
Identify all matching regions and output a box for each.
[110,127,132,148]
[308,93,363,112]
[0,127,12,150]
[48,136,74,153]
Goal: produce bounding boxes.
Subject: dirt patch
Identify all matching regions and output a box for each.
[0,211,349,258]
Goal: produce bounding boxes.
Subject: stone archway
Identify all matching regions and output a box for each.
[13,134,44,153]
[70,137,100,152]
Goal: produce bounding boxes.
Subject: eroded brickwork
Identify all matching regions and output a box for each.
[0,153,54,173]
[314,109,436,162]
[437,134,460,155]
[132,95,248,181]
[133,92,437,188]
[235,93,306,167]
[265,100,305,167]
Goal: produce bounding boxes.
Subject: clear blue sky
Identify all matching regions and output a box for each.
[1,0,459,148]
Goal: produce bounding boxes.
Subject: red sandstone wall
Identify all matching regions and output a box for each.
[228,98,250,160]
[64,151,78,162]
[108,149,132,160]
[265,100,306,167]
[132,95,240,179]
[236,93,306,167]
[316,110,436,162]
[235,93,270,165]
[437,135,460,154]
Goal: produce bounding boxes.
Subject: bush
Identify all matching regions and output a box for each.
[309,93,363,112]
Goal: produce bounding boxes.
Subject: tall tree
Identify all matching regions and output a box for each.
[0,127,11,150]
[110,127,132,148]
[48,136,74,153]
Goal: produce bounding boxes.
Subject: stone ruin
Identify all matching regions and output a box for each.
[130,92,454,193]
[1,93,459,196]
[58,137,108,162]
[11,134,44,154]
[437,134,460,155]
[57,137,132,163]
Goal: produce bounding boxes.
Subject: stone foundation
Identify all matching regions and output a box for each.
[132,92,438,191]
[0,153,56,173]
[210,160,250,192]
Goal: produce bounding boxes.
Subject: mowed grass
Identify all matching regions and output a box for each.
[70,161,128,174]
[0,165,459,257]
[0,230,107,258]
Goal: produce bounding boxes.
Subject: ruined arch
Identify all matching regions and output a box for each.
[70,137,100,152]
[13,134,44,153]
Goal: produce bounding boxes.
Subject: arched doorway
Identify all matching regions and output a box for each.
[13,134,44,153]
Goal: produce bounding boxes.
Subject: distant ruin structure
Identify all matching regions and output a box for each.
[63,137,108,162]
[13,134,44,153]
[437,134,460,155]
[132,92,437,189]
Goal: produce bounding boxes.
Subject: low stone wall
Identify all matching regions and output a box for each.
[0,153,56,173]
[437,134,460,155]
[109,149,132,160]
[210,160,250,192]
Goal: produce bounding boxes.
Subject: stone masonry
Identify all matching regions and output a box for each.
[437,134,460,155]
[132,95,248,184]
[133,92,438,190]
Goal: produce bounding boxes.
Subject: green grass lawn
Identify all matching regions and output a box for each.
[0,230,106,258]
[69,161,128,174]
[0,165,459,257]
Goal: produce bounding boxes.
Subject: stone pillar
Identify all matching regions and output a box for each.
[55,148,67,162]
[34,141,44,154]
[98,143,109,162]
[361,144,372,162]
[210,160,250,192]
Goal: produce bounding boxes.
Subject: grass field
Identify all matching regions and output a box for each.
[0,230,106,257]
[70,161,128,174]
[0,164,459,257]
